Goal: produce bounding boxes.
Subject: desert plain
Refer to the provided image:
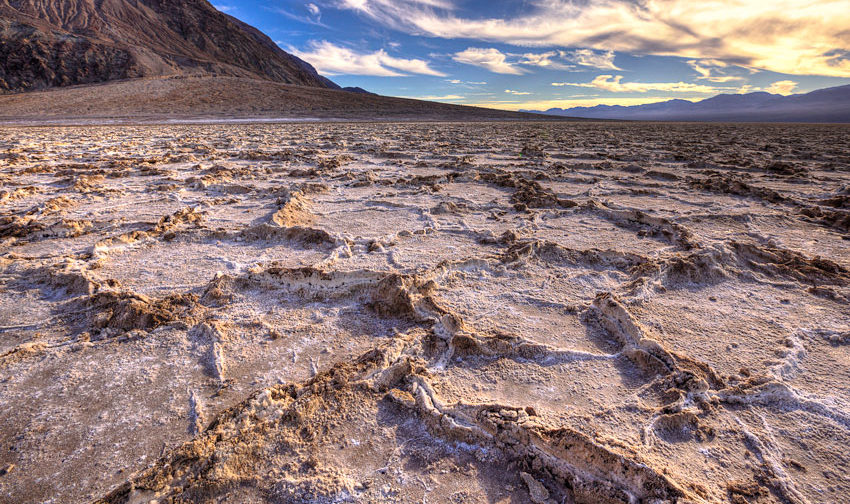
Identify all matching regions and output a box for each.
[0,121,849,504]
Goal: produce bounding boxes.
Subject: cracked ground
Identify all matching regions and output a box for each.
[1,122,849,504]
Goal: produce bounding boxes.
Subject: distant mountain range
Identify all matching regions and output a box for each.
[0,0,340,93]
[524,85,850,122]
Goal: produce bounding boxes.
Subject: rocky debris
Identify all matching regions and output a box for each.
[270,189,316,227]
[478,170,577,210]
[83,291,201,334]
[520,472,551,503]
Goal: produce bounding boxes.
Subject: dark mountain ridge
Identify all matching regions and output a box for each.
[0,0,338,92]
[524,84,850,122]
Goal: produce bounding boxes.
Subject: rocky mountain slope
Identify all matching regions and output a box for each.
[0,0,337,93]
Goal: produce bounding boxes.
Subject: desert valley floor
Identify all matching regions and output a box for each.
[1,121,849,504]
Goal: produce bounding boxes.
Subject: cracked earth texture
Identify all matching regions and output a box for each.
[1,122,849,504]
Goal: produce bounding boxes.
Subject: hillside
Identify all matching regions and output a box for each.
[0,75,571,122]
[0,0,337,93]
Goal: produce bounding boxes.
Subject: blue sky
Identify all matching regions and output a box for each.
[214,0,850,110]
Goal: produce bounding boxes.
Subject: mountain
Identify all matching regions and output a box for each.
[0,75,578,122]
[524,85,850,122]
[0,0,338,93]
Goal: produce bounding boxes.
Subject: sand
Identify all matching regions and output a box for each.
[0,121,848,504]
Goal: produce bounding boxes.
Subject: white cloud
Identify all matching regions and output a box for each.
[733,81,798,95]
[446,79,486,85]
[505,89,532,95]
[338,0,850,77]
[552,75,725,93]
[562,49,620,70]
[214,4,234,12]
[764,80,798,95]
[454,48,578,73]
[452,48,525,75]
[687,59,743,82]
[275,6,329,28]
[399,94,465,101]
[518,51,575,70]
[291,41,446,77]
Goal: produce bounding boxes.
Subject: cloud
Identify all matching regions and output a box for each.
[291,41,446,77]
[764,80,798,95]
[552,75,725,93]
[687,59,743,82]
[505,89,531,95]
[339,0,455,14]
[452,48,525,74]
[338,0,850,77]
[213,4,234,12]
[274,6,329,28]
[453,48,577,73]
[733,81,798,95]
[562,49,620,70]
[518,51,575,70]
[447,79,487,85]
[399,94,465,101]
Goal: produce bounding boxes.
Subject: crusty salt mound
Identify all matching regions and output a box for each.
[1,122,849,504]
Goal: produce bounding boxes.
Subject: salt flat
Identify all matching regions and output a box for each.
[1,122,849,504]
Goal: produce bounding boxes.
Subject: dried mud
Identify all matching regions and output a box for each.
[1,122,849,504]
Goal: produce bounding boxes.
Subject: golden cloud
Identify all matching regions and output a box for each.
[341,0,850,77]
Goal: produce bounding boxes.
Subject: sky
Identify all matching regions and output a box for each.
[213,0,850,111]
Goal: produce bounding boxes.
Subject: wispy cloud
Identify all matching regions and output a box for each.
[505,89,531,95]
[764,80,799,95]
[562,49,620,70]
[453,48,583,73]
[273,5,329,28]
[687,59,743,82]
[446,79,487,85]
[552,75,727,94]
[733,80,799,95]
[338,0,850,77]
[399,94,465,101]
[517,51,575,71]
[213,4,235,12]
[291,41,446,77]
[452,48,525,75]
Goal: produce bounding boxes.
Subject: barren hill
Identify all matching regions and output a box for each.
[0,0,337,93]
[0,75,569,122]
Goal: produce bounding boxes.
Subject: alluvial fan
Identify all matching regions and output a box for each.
[0,122,849,504]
